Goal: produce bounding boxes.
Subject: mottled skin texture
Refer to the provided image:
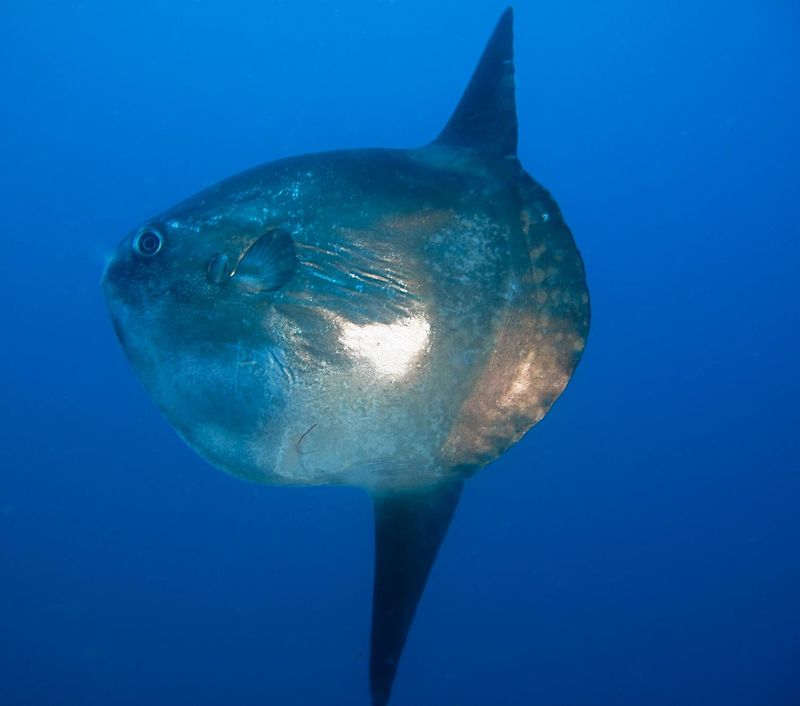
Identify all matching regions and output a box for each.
[103,144,588,492]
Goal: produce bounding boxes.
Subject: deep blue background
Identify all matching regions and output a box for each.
[1,1,798,704]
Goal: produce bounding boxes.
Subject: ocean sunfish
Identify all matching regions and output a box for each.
[102,9,589,705]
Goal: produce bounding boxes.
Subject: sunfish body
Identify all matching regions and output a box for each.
[102,9,589,705]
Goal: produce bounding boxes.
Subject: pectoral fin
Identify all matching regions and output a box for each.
[232,227,298,293]
[369,481,463,706]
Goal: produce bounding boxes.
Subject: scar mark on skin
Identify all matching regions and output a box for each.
[296,423,318,449]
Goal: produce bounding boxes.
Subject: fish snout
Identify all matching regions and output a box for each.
[101,250,126,301]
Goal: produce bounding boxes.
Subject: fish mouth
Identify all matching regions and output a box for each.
[100,256,128,346]
[100,253,119,297]
[100,260,116,307]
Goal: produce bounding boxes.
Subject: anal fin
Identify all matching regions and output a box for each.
[370,481,463,706]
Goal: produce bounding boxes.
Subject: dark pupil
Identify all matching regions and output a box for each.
[140,232,159,254]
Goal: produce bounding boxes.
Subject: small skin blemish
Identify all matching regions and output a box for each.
[520,209,532,235]
[296,423,318,450]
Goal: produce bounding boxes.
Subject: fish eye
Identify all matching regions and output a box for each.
[133,228,164,257]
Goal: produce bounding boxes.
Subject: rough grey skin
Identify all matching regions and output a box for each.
[102,9,588,705]
[104,147,586,489]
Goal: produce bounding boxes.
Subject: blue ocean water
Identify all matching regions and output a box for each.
[1,1,798,704]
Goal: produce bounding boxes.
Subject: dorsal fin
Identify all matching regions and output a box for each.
[433,7,517,158]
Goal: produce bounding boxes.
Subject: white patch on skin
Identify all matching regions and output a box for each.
[337,314,431,379]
